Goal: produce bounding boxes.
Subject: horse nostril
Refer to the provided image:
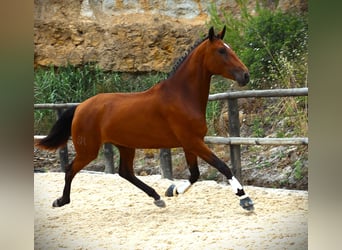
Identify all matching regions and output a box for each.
[244,72,250,82]
[234,71,250,86]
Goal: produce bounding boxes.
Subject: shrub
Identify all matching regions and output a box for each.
[242,10,308,89]
[34,64,108,104]
[206,1,308,138]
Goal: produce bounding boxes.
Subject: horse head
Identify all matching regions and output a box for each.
[204,26,250,86]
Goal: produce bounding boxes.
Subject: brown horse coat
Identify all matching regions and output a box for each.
[35,26,254,211]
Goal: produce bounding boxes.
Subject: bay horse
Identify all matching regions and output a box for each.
[35,26,254,211]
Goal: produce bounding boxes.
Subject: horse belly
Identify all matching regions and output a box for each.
[102,111,181,149]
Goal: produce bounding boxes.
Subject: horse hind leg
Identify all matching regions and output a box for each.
[117,146,166,208]
[53,152,98,207]
[165,151,199,197]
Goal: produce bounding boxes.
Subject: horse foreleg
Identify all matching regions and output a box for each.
[118,146,166,208]
[165,151,199,197]
[205,150,254,211]
[190,141,254,211]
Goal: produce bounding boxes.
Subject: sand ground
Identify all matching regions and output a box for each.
[34,172,308,249]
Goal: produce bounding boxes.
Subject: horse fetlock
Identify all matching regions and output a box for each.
[165,184,177,197]
[165,181,192,197]
[228,176,243,194]
[176,180,191,194]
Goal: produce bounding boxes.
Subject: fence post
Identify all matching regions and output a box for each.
[227,98,242,181]
[103,143,115,173]
[56,109,69,172]
[159,148,173,180]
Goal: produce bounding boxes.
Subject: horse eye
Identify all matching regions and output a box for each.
[218,47,227,55]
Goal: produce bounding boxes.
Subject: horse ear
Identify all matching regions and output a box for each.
[208,27,215,41]
[219,25,226,40]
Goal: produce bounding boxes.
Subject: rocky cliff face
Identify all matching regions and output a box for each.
[34,0,307,72]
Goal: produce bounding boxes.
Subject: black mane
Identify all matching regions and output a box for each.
[168,35,209,78]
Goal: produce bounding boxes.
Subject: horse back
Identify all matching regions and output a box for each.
[71,87,182,148]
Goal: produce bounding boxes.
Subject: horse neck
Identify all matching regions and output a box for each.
[166,47,212,114]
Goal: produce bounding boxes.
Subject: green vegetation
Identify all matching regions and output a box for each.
[34,64,166,104]
[293,159,304,180]
[207,0,308,90]
[251,117,265,137]
[207,0,308,138]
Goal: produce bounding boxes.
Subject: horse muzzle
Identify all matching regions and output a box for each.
[235,71,250,86]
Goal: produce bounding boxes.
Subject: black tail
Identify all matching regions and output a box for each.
[35,106,77,151]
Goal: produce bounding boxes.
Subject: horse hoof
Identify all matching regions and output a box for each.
[165,184,177,197]
[52,198,69,208]
[154,199,166,208]
[240,197,254,211]
[52,199,60,207]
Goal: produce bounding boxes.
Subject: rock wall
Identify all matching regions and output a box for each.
[34,0,307,72]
